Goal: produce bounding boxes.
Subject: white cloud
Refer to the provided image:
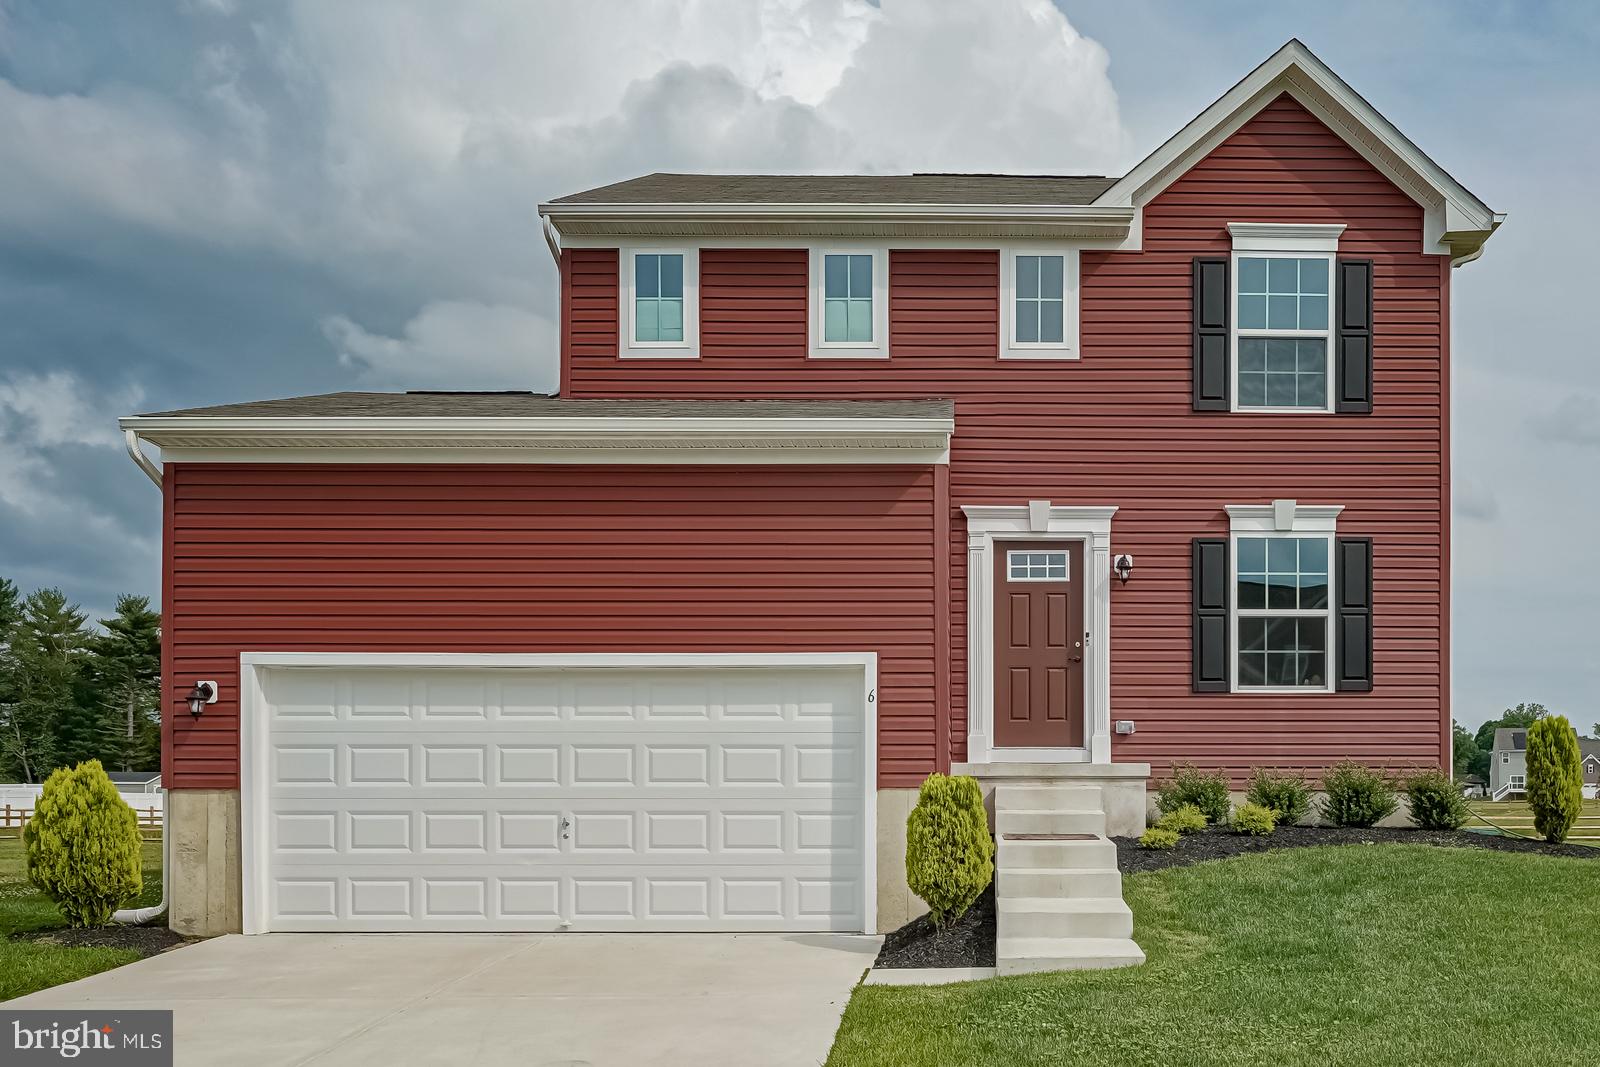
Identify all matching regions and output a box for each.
[0,372,143,516]
[323,301,555,390]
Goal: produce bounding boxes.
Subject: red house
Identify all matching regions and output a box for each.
[121,41,1499,972]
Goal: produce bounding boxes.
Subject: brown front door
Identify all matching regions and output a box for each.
[994,541,1085,748]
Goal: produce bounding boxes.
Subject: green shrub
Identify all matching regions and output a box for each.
[1231,802,1277,836]
[23,760,143,927]
[1139,827,1180,850]
[1405,767,1471,831]
[1246,769,1312,828]
[905,773,994,928]
[1156,763,1232,824]
[1526,716,1583,843]
[1320,761,1399,828]
[1155,804,1209,835]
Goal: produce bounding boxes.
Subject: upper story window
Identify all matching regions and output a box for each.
[1227,223,1345,412]
[1001,246,1079,359]
[810,247,888,358]
[619,247,698,358]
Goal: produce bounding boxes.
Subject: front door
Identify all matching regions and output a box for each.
[994,541,1085,748]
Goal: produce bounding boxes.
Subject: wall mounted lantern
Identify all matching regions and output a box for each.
[1113,554,1134,584]
[186,681,218,718]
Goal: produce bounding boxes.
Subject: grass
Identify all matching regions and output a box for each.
[1467,799,1600,844]
[827,844,1600,1067]
[0,837,164,1002]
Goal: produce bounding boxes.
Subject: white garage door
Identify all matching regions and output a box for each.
[251,661,869,932]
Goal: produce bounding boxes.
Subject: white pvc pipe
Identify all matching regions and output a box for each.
[114,800,169,925]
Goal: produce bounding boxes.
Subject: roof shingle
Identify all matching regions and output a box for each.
[545,172,1116,207]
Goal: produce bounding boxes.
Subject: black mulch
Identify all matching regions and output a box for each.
[873,826,1595,970]
[874,885,996,969]
[11,923,194,956]
[1114,824,1600,874]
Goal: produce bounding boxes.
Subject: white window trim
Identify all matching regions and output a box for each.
[1226,500,1344,695]
[962,502,1117,764]
[619,247,699,358]
[1228,223,1344,414]
[999,246,1080,359]
[1501,752,1511,764]
[809,247,889,359]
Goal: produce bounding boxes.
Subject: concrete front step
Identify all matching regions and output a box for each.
[998,896,1134,940]
[998,836,1118,870]
[994,784,1104,811]
[1000,866,1123,899]
[996,807,1107,836]
[997,937,1147,975]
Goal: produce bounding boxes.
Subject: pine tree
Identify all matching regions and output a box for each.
[88,596,162,772]
[1,589,91,782]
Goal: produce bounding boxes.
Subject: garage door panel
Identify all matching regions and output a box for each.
[260,664,867,931]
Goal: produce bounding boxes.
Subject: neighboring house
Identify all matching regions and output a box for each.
[1490,728,1600,800]
[106,771,164,794]
[118,41,1499,948]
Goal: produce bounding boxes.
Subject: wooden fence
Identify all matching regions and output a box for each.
[0,803,163,839]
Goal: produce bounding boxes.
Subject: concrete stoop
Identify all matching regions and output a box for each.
[994,783,1146,976]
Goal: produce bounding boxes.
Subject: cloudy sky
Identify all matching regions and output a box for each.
[1,1,1595,730]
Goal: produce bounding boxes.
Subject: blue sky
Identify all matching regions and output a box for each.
[1,1,1595,730]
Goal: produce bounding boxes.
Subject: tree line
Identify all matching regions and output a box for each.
[0,578,161,782]
[1452,702,1586,782]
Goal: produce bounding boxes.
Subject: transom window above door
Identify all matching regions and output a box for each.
[620,248,698,358]
[1234,534,1332,690]
[1008,550,1069,581]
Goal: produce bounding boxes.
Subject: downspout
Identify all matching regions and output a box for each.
[116,424,167,924]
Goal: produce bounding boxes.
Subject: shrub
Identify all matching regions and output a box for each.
[1405,767,1471,831]
[1155,804,1209,835]
[1139,827,1180,850]
[1526,716,1583,843]
[1320,761,1399,828]
[1246,769,1312,828]
[1231,802,1277,836]
[905,773,994,928]
[1156,763,1232,824]
[23,760,143,927]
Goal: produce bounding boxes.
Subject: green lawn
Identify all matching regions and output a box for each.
[1468,800,1600,844]
[827,845,1600,1067]
[0,837,164,1002]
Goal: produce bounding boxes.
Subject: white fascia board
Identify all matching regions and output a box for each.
[1095,40,1499,261]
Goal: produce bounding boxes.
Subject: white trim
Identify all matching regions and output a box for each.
[119,414,954,467]
[809,247,889,358]
[1227,222,1345,253]
[999,246,1080,360]
[1230,247,1336,414]
[1226,502,1341,695]
[1095,40,1500,262]
[239,650,878,937]
[962,503,1117,764]
[619,247,699,358]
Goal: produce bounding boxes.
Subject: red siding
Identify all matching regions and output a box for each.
[163,464,937,790]
[560,94,1449,783]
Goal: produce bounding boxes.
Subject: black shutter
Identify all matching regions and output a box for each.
[1192,258,1229,411]
[1335,537,1373,691]
[1192,539,1229,692]
[1336,259,1373,414]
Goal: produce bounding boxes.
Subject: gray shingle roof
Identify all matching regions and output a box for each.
[546,172,1117,207]
[1492,725,1600,757]
[137,392,953,420]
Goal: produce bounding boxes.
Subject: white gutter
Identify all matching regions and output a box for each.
[123,428,162,488]
[113,801,168,925]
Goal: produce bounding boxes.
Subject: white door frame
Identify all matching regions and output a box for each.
[963,503,1116,764]
[239,650,878,935]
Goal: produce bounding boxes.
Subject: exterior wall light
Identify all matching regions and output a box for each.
[186,681,218,718]
[1113,554,1134,584]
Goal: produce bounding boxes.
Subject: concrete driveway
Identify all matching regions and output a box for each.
[10,932,879,1066]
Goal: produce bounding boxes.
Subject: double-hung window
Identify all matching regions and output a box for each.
[810,248,888,357]
[1001,246,1079,359]
[620,248,698,357]
[1228,223,1344,411]
[1233,533,1332,690]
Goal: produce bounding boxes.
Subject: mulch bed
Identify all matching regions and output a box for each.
[11,923,193,956]
[874,826,1594,970]
[1114,824,1600,874]
[874,885,996,969]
